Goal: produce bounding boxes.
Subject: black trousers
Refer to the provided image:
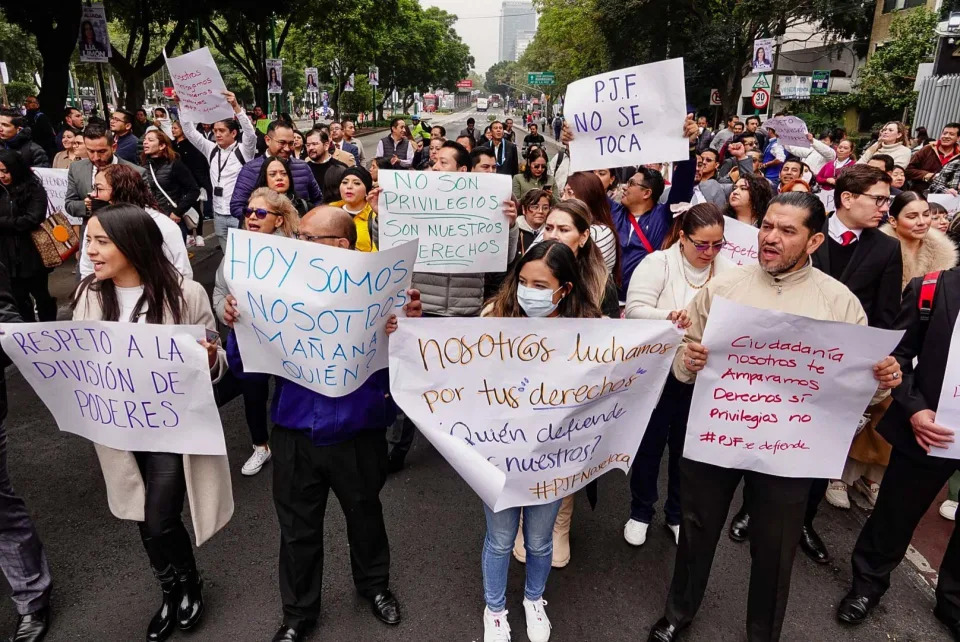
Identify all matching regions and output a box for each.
[11,273,56,322]
[133,452,195,572]
[742,476,824,525]
[240,375,270,446]
[272,426,390,629]
[851,447,960,618]
[664,458,812,642]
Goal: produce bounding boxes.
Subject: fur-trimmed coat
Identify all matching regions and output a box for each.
[881,224,959,289]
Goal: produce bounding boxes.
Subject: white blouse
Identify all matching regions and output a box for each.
[624,243,731,319]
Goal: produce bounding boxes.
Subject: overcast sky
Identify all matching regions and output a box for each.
[418,0,505,74]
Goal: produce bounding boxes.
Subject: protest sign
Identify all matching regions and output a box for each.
[763,115,810,148]
[32,168,69,217]
[564,58,688,172]
[377,169,512,273]
[0,321,226,455]
[164,48,234,123]
[719,217,759,267]
[267,59,283,94]
[929,193,960,216]
[78,5,111,63]
[933,315,960,459]
[224,230,416,397]
[684,298,903,478]
[389,318,679,510]
[817,190,838,213]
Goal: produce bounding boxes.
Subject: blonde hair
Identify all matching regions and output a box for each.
[247,187,300,237]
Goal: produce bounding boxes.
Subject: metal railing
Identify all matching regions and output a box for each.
[915,74,960,134]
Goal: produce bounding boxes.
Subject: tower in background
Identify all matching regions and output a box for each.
[499,1,536,62]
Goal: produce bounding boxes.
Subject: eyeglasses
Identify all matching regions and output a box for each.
[527,204,551,212]
[530,163,546,170]
[295,232,343,243]
[688,238,726,252]
[851,192,894,208]
[244,207,279,219]
[109,116,126,124]
[627,179,650,190]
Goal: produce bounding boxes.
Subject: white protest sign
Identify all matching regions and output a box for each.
[933,315,960,459]
[929,193,960,216]
[31,168,69,216]
[818,190,837,213]
[684,298,903,478]
[763,115,810,148]
[377,169,512,273]
[389,318,679,510]
[164,48,234,124]
[1,321,226,455]
[564,58,688,172]
[720,217,759,267]
[225,230,416,397]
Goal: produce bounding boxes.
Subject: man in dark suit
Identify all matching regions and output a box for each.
[480,120,519,176]
[836,268,960,638]
[728,165,903,563]
[459,117,481,148]
[64,123,146,224]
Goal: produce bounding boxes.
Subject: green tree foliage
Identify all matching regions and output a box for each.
[486,61,518,95]
[0,11,43,96]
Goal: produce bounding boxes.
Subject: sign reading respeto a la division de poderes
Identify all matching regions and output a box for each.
[389,318,679,511]
[0,322,227,456]
[377,169,512,274]
[225,230,417,398]
[564,58,688,172]
[684,298,904,479]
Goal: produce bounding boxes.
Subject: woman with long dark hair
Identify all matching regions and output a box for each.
[623,203,731,546]
[480,240,600,642]
[723,172,774,227]
[513,147,554,201]
[254,157,309,216]
[143,128,200,242]
[561,171,622,284]
[72,204,231,642]
[0,150,56,321]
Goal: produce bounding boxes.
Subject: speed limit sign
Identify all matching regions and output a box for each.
[751,89,770,110]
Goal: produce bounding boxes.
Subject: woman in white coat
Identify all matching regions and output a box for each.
[73,204,232,642]
[622,203,732,547]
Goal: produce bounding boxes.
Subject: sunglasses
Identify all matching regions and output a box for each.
[244,207,279,219]
[688,238,726,252]
[295,232,342,243]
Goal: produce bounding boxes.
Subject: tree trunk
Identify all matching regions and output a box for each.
[33,6,82,130]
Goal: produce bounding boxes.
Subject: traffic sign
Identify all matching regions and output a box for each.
[811,70,829,96]
[709,89,721,106]
[752,74,770,90]
[751,89,770,110]
[528,72,555,85]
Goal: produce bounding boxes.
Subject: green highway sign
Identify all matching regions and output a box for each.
[528,72,555,85]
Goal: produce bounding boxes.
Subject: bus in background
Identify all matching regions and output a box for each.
[476,96,489,112]
[489,94,502,109]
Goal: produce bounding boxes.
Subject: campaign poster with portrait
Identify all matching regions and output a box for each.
[304,67,319,95]
[78,5,112,63]
[752,38,774,74]
[266,59,283,95]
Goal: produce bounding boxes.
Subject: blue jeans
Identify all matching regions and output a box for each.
[482,500,561,611]
[214,213,240,252]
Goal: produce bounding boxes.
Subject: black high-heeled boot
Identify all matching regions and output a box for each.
[175,564,204,630]
[147,565,180,642]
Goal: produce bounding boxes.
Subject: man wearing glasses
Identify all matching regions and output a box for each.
[726,165,903,569]
[107,109,139,164]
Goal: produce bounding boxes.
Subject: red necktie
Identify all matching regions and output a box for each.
[840,231,856,247]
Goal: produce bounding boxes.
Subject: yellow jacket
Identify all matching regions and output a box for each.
[331,199,378,252]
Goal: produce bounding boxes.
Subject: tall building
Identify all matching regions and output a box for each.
[499,1,536,62]
[515,30,536,60]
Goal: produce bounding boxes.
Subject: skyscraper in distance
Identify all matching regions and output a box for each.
[499,1,536,62]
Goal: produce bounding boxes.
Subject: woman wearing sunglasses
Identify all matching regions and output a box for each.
[622,203,731,547]
[213,188,300,476]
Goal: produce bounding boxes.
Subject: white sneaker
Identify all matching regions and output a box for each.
[667,523,679,545]
[195,235,205,247]
[941,500,958,521]
[241,445,271,476]
[623,519,648,546]
[854,477,880,507]
[483,607,511,642]
[825,480,850,509]
[186,236,196,247]
[522,599,551,642]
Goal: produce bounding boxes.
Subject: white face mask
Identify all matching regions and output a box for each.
[517,284,563,318]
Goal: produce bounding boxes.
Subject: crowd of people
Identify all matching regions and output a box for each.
[0,87,958,642]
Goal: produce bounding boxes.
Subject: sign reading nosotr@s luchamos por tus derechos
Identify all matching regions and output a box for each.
[225,230,417,398]
[684,298,903,478]
[389,318,679,510]
[377,169,513,273]
[564,58,689,173]
[0,321,227,455]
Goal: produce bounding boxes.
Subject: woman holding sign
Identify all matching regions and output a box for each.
[73,204,230,642]
[623,203,730,547]
[482,240,601,642]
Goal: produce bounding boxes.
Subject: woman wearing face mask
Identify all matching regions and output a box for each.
[859,121,912,169]
[73,204,230,642]
[517,188,551,258]
[623,203,730,547]
[331,166,377,252]
[213,188,300,477]
[480,240,601,642]
[153,107,174,139]
[513,147,554,202]
[560,171,622,282]
[254,157,309,216]
[143,129,201,242]
[723,173,774,227]
[81,164,192,280]
[816,139,856,189]
[0,150,57,321]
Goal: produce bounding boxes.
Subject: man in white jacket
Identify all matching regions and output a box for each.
[785,131,837,176]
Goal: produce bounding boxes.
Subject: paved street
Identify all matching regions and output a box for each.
[1,109,952,641]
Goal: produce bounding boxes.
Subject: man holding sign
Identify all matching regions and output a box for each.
[224,207,422,641]
[647,192,902,642]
